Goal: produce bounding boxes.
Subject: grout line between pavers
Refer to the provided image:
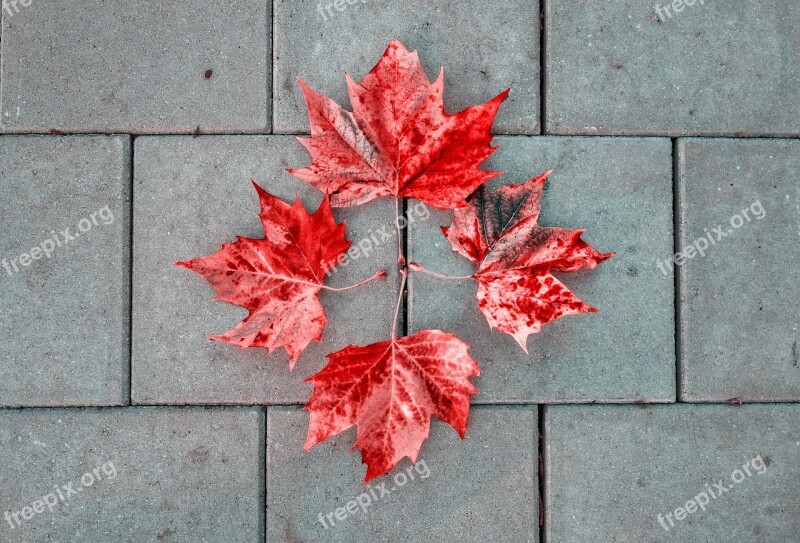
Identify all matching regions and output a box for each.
[1,3,5,130]
[538,404,546,543]
[0,405,265,413]
[126,134,135,406]
[268,0,275,136]
[259,406,267,543]
[270,0,278,136]
[672,138,683,402]
[539,0,547,135]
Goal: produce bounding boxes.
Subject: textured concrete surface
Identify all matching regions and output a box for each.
[273,0,540,134]
[0,408,262,542]
[267,406,538,543]
[0,0,270,133]
[545,0,800,136]
[1,2,799,541]
[132,135,400,404]
[0,136,130,406]
[409,136,675,402]
[546,404,800,543]
[677,138,800,401]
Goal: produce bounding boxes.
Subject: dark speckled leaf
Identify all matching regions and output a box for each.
[442,174,614,351]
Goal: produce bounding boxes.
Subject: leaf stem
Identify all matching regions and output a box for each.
[322,269,387,292]
[394,197,405,266]
[391,267,408,339]
[408,262,474,281]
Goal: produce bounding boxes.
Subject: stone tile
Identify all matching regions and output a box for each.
[0,136,130,407]
[0,1,269,133]
[266,405,537,542]
[132,135,400,404]
[409,136,675,403]
[0,408,262,542]
[545,404,800,542]
[677,138,800,401]
[545,1,800,136]
[273,0,540,134]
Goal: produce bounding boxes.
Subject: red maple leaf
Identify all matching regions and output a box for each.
[289,40,508,209]
[304,329,479,482]
[420,171,613,351]
[175,182,375,368]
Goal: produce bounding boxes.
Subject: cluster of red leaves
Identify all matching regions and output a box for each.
[178,41,611,482]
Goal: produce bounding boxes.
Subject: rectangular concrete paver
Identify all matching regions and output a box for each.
[266,405,538,543]
[0,136,130,406]
[678,138,800,401]
[409,136,675,403]
[1,0,269,133]
[132,135,400,404]
[545,0,800,136]
[273,0,540,134]
[0,408,262,542]
[545,404,800,542]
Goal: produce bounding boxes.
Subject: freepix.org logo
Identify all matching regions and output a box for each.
[2,0,34,19]
[4,461,118,530]
[2,205,115,278]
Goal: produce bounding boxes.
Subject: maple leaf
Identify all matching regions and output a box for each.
[289,40,508,209]
[175,182,368,368]
[304,329,480,482]
[425,171,614,351]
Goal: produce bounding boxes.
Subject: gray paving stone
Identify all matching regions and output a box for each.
[266,405,537,543]
[133,135,400,404]
[0,136,130,406]
[545,404,800,542]
[545,0,800,136]
[409,136,675,403]
[677,138,800,402]
[273,0,540,135]
[0,0,269,133]
[0,407,262,542]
